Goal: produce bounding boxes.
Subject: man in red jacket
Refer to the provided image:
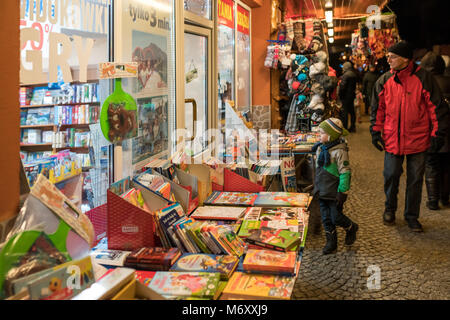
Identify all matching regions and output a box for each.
[370,41,449,232]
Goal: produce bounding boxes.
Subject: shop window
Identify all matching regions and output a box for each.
[184,0,212,20]
[19,0,113,213]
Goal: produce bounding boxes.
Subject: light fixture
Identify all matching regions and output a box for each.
[328,37,334,43]
[325,0,333,9]
[327,22,333,28]
[327,28,334,37]
[325,10,333,23]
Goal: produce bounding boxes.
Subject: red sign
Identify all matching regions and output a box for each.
[218,0,234,28]
[237,5,249,35]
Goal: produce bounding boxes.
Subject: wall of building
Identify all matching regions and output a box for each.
[0,2,20,224]
[251,0,272,106]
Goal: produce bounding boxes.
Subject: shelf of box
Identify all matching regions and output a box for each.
[20,102,100,109]
[20,124,56,129]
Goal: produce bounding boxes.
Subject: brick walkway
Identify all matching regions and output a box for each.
[293,117,450,300]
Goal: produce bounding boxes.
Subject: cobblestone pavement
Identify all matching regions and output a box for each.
[293,116,450,300]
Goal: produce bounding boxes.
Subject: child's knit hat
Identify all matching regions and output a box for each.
[319,118,349,141]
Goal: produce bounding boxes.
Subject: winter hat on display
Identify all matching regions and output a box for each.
[388,41,414,60]
[319,118,349,141]
[310,61,326,77]
[314,51,328,63]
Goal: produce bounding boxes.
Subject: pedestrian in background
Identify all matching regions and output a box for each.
[420,51,450,209]
[362,64,379,115]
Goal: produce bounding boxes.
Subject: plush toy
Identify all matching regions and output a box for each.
[107,103,137,143]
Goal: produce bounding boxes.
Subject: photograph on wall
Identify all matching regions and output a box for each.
[132,95,169,164]
[131,30,168,95]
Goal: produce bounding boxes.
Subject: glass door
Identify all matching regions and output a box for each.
[184,25,212,157]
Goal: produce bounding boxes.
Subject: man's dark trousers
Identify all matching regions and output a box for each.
[384,151,426,221]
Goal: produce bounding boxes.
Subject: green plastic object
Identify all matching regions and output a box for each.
[0,220,72,298]
[100,78,138,143]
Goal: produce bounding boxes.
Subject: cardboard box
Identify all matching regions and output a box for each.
[72,268,165,300]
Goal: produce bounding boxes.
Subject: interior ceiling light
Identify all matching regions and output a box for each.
[327,29,334,37]
[325,0,333,9]
[329,37,334,43]
[327,22,333,28]
[325,10,333,23]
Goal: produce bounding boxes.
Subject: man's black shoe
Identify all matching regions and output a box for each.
[407,219,423,232]
[383,211,395,225]
[426,200,439,210]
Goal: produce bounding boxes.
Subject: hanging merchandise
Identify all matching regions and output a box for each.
[186,59,199,84]
[100,78,138,144]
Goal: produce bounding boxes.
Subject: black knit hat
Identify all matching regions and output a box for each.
[388,41,414,60]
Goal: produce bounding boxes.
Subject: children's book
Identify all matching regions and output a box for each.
[253,192,311,208]
[221,272,296,300]
[91,249,131,267]
[26,256,95,300]
[190,206,247,221]
[204,191,258,207]
[170,253,239,280]
[245,227,301,252]
[242,249,297,273]
[237,220,261,238]
[148,272,221,299]
[135,270,157,287]
[124,247,181,271]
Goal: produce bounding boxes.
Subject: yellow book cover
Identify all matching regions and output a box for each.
[221,272,295,300]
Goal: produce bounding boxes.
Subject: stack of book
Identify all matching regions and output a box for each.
[134,173,175,201]
[123,247,182,271]
[204,191,258,207]
[143,158,179,183]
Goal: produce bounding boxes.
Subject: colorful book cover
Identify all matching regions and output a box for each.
[27,256,95,300]
[190,206,247,220]
[254,192,311,207]
[245,227,301,252]
[221,272,296,300]
[91,249,131,267]
[169,253,239,280]
[204,191,258,207]
[135,270,157,286]
[148,272,221,299]
[243,249,297,273]
[237,220,261,238]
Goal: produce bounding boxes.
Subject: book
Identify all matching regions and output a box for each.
[148,272,221,299]
[221,272,296,300]
[135,271,157,286]
[91,249,131,267]
[189,206,247,221]
[26,256,95,300]
[170,253,239,280]
[237,220,261,238]
[124,247,181,271]
[245,227,301,252]
[242,249,297,273]
[254,192,311,207]
[204,191,258,207]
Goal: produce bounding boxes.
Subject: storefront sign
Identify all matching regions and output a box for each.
[237,5,249,35]
[20,0,110,84]
[218,0,234,29]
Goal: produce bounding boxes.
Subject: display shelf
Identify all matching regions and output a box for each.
[20,143,53,147]
[20,124,55,129]
[20,102,100,109]
[59,123,93,128]
[55,146,90,153]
